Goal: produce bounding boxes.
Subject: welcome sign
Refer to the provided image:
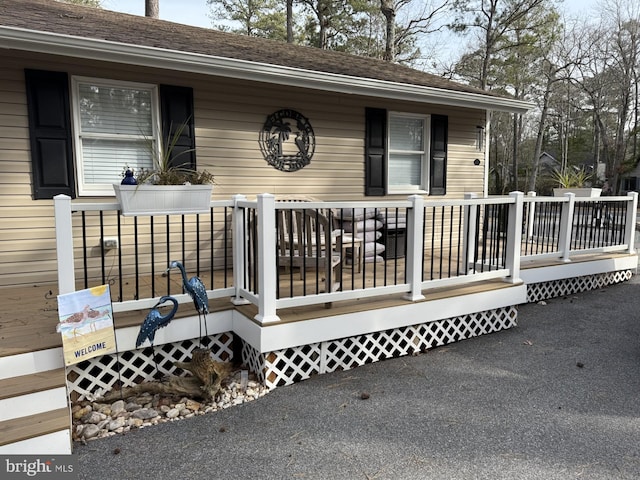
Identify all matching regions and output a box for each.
[56,285,116,366]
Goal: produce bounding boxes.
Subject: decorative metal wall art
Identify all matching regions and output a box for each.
[259,109,315,172]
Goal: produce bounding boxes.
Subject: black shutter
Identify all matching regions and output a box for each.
[365,107,387,196]
[159,85,196,170]
[430,114,448,196]
[25,69,75,199]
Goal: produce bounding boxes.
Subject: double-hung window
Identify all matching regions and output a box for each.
[387,112,429,193]
[72,77,160,196]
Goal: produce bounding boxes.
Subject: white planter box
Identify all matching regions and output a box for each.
[113,184,213,216]
[553,188,602,197]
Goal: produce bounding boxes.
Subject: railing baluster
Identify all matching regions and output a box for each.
[382,208,389,286]
[224,207,229,288]
[456,205,462,276]
[150,216,155,296]
[99,211,106,285]
[195,214,200,276]
[209,209,214,290]
[134,217,139,300]
[429,206,436,279]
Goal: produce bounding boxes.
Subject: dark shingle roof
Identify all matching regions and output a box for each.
[0,0,502,100]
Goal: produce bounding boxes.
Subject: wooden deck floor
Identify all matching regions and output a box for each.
[1,251,634,358]
[0,260,406,357]
[0,281,234,358]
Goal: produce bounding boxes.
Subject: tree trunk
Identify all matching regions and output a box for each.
[512,112,519,191]
[287,0,294,43]
[479,1,498,91]
[594,114,611,182]
[528,76,552,192]
[380,0,395,62]
[145,0,159,18]
[611,86,632,193]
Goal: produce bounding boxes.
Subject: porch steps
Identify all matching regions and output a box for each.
[0,409,71,454]
[0,351,72,454]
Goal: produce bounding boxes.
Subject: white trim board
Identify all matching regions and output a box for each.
[520,256,637,285]
[234,283,527,352]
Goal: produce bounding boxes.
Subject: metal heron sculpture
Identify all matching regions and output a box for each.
[136,295,179,378]
[168,260,209,345]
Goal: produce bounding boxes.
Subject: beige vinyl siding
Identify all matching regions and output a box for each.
[195,80,365,200]
[0,49,486,289]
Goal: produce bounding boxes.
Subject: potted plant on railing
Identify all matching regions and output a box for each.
[552,167,601,197]
[113,122,214,216]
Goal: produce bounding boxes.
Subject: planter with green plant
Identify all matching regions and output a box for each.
[113,121,214,216]
[551,167,601,197]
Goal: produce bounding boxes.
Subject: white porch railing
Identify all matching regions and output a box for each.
[54,196,236,314]
[233,193,523,323]
[53,190,638,326]
[521,192,638,263]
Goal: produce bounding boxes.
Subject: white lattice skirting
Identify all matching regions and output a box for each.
[65,308,517,398]
[66,333,234,400]
[62,271,633,399]
[242,306,518,390]
[526,270,632,303]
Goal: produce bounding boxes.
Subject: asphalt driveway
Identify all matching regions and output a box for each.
[75,275,640,479]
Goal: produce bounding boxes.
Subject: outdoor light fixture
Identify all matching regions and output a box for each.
[476,126,485,151]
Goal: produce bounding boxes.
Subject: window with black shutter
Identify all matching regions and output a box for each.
[24,69,196,198]
[364,108,447,196]
[25,69,75,199]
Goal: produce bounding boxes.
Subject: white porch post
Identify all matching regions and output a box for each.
[403,195,425,302]
[54,194,75,295]
[526,191,536,242]
[231,194,250,306]
[624,191,638,254]
[504,191,523,284]
[558,192,576,262]
[463,193,478,272]
[254,193,280,324]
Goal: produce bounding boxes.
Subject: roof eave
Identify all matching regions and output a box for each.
[0,26,532,114]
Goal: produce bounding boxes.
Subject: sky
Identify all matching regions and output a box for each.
[101,0,600,66]
[102,0,211,27]
[103,0,600,30]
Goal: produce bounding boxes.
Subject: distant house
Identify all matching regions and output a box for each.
[0,0,530,289]
[538,151,560,174]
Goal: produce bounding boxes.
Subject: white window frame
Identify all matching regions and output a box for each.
[387,112,430,194]
[71,76,161,196]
